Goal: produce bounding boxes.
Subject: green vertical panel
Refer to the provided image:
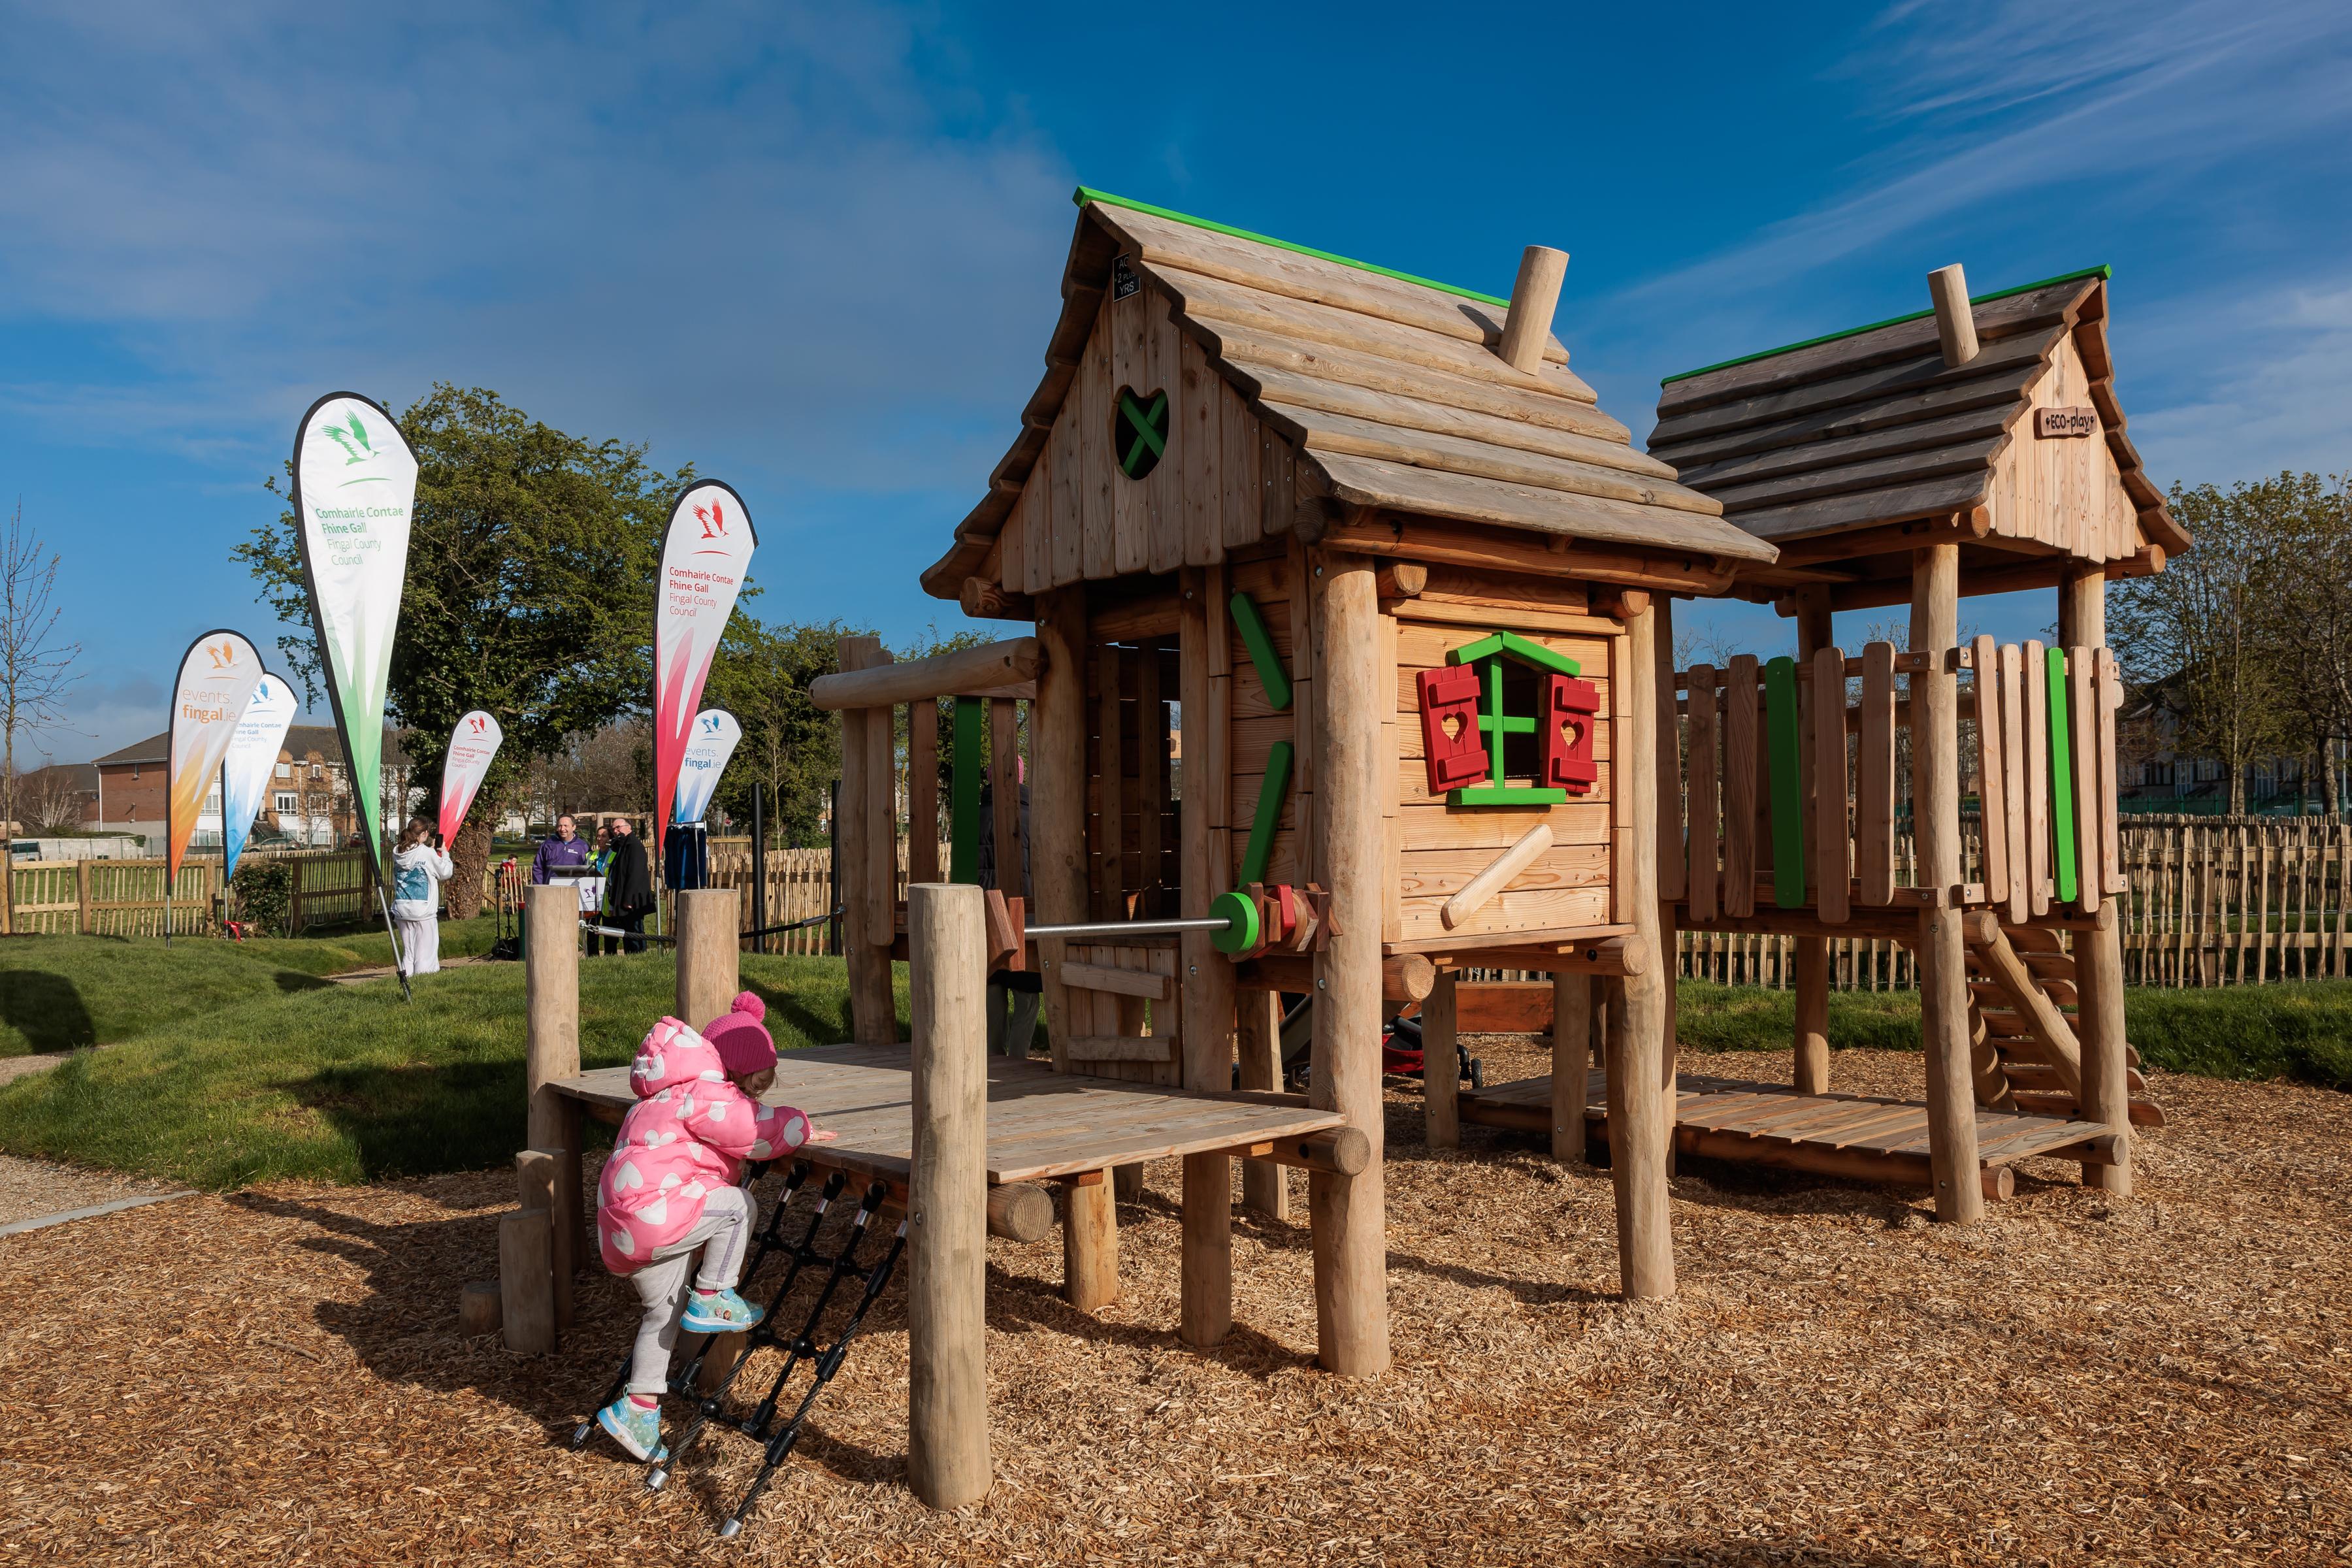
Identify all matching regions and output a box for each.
[1239,740,1294,885]
[950,696,983,884]
[2045,647,2077,903]
[1765,655,1807,909]
[1484,657,1506,790]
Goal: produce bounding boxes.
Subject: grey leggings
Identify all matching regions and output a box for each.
[625,1185,753,1396]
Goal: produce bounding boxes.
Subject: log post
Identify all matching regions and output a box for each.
[458,1281,501,1336]
[1030,589,1089,1074]
[1423,969,1460,1151]
[1607,598,1674,1298]
[1495,245,1569,376]
[676,887,740,1029]
[838,635,896,1043]
[1307,551,1391,1376]
[1929,264,1978,368]
[1235,988,1290,1218]
[2061,564,2133,1194]
[500,1149,558,1354]
[1654,591,1680,1147]
[1912,544,1984,1223]
[1793,589,1834,1096]
[1060,1173,1118,1311]
[906,882,992,1509]
[1177,568,1235,1348]
[524,885,581,1334]
[1551,971,1593,1163]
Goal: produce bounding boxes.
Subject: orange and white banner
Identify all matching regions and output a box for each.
[167,629,267,877]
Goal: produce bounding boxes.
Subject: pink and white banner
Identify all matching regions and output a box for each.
[651,482,756,854]
[438,710,504,843]
[167,629,267,879]
[672,708,742,826]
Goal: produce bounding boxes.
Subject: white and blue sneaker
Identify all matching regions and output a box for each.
[596,1396,668,1462]
[681,1286,764,1335]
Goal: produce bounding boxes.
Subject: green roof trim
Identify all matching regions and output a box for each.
[1659,265,2112,386]
[1073,186,1511,308]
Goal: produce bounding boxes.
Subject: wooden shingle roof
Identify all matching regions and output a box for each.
[921,191,1775,598]
[1648,269,2187,562]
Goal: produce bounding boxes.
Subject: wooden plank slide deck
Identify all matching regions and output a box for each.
[1456,1068,2119,1199]
[550,1044,1350,1191]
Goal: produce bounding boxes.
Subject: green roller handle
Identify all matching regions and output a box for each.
[1230,591,1292,711]
[1765,655,1806,909]
[1209,889,1260,954]
[1239,740,1293,886]
[2046,647,2077,904]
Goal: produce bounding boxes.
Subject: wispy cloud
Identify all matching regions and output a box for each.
[0,2,1075,495]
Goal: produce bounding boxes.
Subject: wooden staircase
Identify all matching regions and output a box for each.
[1965,921,2165,1128]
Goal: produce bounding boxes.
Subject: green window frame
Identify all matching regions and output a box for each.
[1443,630,1579,807]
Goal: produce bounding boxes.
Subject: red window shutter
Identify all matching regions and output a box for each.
[1540,674,1601,793]
[1415,666,1488,794]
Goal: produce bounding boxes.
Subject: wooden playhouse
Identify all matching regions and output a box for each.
[849,188,1791,1327]
[1469,261,2183,1220]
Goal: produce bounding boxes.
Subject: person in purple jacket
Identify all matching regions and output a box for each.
[532,815,594,885]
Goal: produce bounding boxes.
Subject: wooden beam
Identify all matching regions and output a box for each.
[1439,822,1554,930]
[1311,514,1739,596]
[813,639,1041,710]
[1177,566,1236,1350]
[1912,544,1983,1224]
[1030,591,1090,1075]
[1422,970,1459,1151]
[1237,951,1436,1002]
[2061,564,2132,1195]
[1963,923,2085,1097]
[1927,263,1978,368]
[1608,598,1674,1299]
[960,577,1035,621]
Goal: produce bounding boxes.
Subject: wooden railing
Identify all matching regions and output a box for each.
[2,849,376,937]
[1670,638,2122,922]
[1672,816,2352,990]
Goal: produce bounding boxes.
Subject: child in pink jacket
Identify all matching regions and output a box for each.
[593,991,824,1460]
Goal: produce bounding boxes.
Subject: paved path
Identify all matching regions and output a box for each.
[324,953,495,986]
[0,1152,189,1232]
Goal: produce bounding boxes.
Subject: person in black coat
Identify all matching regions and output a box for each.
[602,815,655,954]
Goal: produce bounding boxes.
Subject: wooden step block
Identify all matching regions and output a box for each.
[2001,1062,2146,1092]
[2006,926,2067,954]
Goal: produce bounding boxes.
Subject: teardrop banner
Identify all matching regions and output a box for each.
[290,391,418,990]
[652,482,757,856]
[166,629,266,939]
[672,708,742,826]
[220,671,299,883]
[438,710,504,843]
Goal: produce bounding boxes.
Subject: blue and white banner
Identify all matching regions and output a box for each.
[220,672,299,882]
[671,708,741,826]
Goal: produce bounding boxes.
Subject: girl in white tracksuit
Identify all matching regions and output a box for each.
[391,817,455,976]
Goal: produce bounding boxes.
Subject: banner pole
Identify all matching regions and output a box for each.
[163,868,172,949]
[376,859,413,1003]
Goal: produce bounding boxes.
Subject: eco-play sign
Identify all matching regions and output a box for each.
[219,671,298,883]
[289,392,417,875]
[652,482,757,855]
[167,629,268,879]
[438,710,504,843]
[672,708,742,826]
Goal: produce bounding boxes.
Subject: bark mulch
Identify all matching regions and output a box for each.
[1,1044,2344,1566]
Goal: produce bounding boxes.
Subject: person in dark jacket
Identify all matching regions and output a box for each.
[602,815,655,954]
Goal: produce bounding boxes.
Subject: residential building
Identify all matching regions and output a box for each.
[89,725,414,847]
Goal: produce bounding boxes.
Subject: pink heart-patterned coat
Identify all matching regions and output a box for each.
[596,1015,809,1275]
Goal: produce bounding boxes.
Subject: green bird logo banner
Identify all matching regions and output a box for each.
[290,391,417,880]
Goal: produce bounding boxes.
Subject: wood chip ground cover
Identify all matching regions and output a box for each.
[1,1043,2344,1565]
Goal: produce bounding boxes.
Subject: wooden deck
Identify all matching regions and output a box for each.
[550,1044,1345,1188]
[1459,1069,2111,1196]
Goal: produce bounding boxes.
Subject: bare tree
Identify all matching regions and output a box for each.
[0,503,80,837]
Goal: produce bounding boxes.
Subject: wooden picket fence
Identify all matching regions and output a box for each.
[1675,816,2352,990]
[2,849,376,937]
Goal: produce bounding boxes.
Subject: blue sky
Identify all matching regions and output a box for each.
[4,0,2349,760]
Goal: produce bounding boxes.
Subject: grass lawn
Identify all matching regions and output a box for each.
[1671,977,2352,1090]
[2,933,2346,1190]
[0,945,906,1188]
[0,919,500,1054]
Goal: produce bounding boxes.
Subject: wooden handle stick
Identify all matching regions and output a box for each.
[1440,822,1554,930]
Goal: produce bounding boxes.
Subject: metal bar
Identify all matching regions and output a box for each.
[1024,915,1230,940]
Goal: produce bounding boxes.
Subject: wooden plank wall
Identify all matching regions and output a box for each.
[1390,612,1620,945]
[998,282,1299,595]
[1986,335,2136,563]
[1224,549,1303,887]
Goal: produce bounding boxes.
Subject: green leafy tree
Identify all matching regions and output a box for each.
[237,384,689,913]
[702,616,865,848]
[2112,477,2295,814]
